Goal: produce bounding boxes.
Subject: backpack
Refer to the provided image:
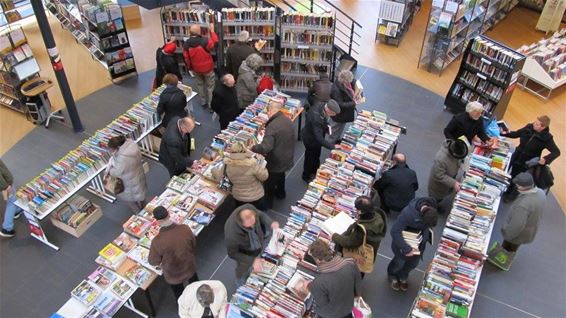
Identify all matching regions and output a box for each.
[342,224,375,273]
[183,45,214,74]
[529,164,554,193]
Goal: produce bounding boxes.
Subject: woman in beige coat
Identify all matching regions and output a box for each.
[213,141,268,210]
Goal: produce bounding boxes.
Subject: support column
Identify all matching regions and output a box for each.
[30,0,84,132]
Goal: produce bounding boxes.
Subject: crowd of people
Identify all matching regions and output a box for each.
[0,25,562,318]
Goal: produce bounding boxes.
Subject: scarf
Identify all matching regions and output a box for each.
[318,256,352,273]
[244,227,262,251]
[344,82,355,99]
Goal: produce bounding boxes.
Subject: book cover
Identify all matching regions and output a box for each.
[71,280,102,306]
[110,277,134,300]
[88,267,117,290]
[99,243,126,265]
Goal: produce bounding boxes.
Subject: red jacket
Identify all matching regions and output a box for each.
[183,32,218,74]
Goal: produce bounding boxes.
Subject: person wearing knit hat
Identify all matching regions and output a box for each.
[148,205,199,299]
[487,172,546,271]
[301,99,340,182]
[154,38,182,89]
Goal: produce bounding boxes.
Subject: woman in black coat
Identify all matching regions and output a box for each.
[328,70,357,143]
[211,74,240,130]
[157,74,187,130]
[154,40,182,88]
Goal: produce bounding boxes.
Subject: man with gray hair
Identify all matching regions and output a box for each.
[488,172,546,271]
[178,280,228,318]
[251,99,294,208]
[225,30,258,79]
[159,116,196,176]
[183,23,218,111]
[374,153,419,213]
[443,101,492,144]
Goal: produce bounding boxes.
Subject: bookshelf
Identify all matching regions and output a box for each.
[0,25,39,113]
[45,0,137,81]
[0,0,33,27]
[516,28,566,100]
[160,4,219,74]
[220,7,276,75]
[280,12,335,93]
[375,0,417,46]
[409,139,514,318]
[444,35,525,119]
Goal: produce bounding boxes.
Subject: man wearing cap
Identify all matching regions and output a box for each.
[148,206,198,299]
[488,172,546,271]
[225,30,260,80]
[301,99,340,182]
[428,139,469,214]
[154,37,182,88]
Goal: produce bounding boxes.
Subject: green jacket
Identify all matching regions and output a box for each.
[0,159,14,191]
[332,210,387,259]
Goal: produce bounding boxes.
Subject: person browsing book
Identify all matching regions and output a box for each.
[178,281,227,318]
[331,196,387,278]
[307,66,332,108]
[157,73,188,131]
[388,197,438,292]
[154,38,182,89]
[224,204,279,287]
[159,116,195,177]
[374,153,419,213]
[148,206,198,299]
[301,99,340,182]
[212,141,268,209]
[303,239,362,318]
[328,70,360,144]
[210,74,240,130]
[250,99,294,208]
[106,135,147,213]
[443,101,492,145]
[0,159,23,238]
[236,53,263,109]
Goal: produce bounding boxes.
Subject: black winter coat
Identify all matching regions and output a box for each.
[503,124,561,167]
[155,48,182,87]
[307,75,332,107]
[374,163,419,211]
[225,42,256,79]
[251,112,295,173]
[211,82,240,130]
[157,86,187,128]
[330,80,356,123]
[302,102,334,150]
[443,112,489,143]
[159,117,191,176]
[390,197,436,256]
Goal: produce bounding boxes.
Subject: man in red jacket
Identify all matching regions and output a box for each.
[183,23,218,112]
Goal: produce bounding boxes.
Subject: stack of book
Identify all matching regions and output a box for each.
[51,195,98,228]
[230,110,401,316]
[410,138,513,318]
[517,28,566,81]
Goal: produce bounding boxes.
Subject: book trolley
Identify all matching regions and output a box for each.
[444,35,525,118]
[228,110,404,317]
[14,85,197,251]
[53,90,304,318]
[409,139,514,318]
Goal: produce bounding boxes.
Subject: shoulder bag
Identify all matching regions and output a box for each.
[342,224,375,273]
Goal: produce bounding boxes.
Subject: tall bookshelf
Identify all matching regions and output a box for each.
[45,0,137,81]
[0,0,33,27]
[279,12,335,93]
[220,7,276,75]
[0,25,39,113]
[444,35,525,118]
[160,5,218,74]
[375,0,417,46]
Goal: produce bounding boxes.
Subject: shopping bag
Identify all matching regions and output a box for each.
[342,225,375,273]
[352,297,372,318]
[487,241,516,271]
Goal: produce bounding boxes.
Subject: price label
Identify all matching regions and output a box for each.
[297,45,309,49]
[477,73,487,80]
[480,58,491,65]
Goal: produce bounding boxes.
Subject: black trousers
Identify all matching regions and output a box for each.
[170,272,199,299]
[302,146,322,179]
[235,196,266,211]
[264,171,286,207]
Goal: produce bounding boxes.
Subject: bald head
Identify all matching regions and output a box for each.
[239,208,257,228]
[221,74,235,87]
[266,99,284,117]
[179,117,195,134]
[189,24,201,36]
[393,153,406,164]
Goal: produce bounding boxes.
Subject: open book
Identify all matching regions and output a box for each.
[321,211,355,235]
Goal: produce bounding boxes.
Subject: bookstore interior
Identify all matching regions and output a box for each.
[0,0,565,317]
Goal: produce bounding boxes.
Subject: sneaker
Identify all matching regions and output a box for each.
[390,279,400,291]
[14,212,22,220]
[0,229,15,238]
[400,280,409,292]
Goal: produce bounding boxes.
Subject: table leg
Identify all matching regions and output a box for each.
[86,174,116,203]
[23,211,60,251]
[124,298,149,318]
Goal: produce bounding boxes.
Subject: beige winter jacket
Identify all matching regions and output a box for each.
[212,152,268,202]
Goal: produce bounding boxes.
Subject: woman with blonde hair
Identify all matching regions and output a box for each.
[213,141,268,209]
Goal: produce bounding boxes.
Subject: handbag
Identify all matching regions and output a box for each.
[342,224,375,273]
[103,174,124,195]
[352,297,372,318]
[219,162,233,192]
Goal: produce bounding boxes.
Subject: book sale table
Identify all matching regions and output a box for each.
[52,90,306,318]
[409,139,514,318]
[14,85,197,251]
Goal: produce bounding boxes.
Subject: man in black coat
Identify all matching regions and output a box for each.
[301,100,340,182]
[251,99,295,208]
[307,66,332,108]
[374,153,419,213]
[211,74,240,130]
[159,116,195,177]
[502,115,560,201]
[154,39,182,88]
[225,31,257,80]
[443,101,491,144]
[329,70,357,143]
[157,74,187,130]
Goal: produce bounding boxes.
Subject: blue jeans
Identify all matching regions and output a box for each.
[3,190,21,231]
[387,253,420,281]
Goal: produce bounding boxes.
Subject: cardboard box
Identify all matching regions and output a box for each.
[50,204,103,238]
